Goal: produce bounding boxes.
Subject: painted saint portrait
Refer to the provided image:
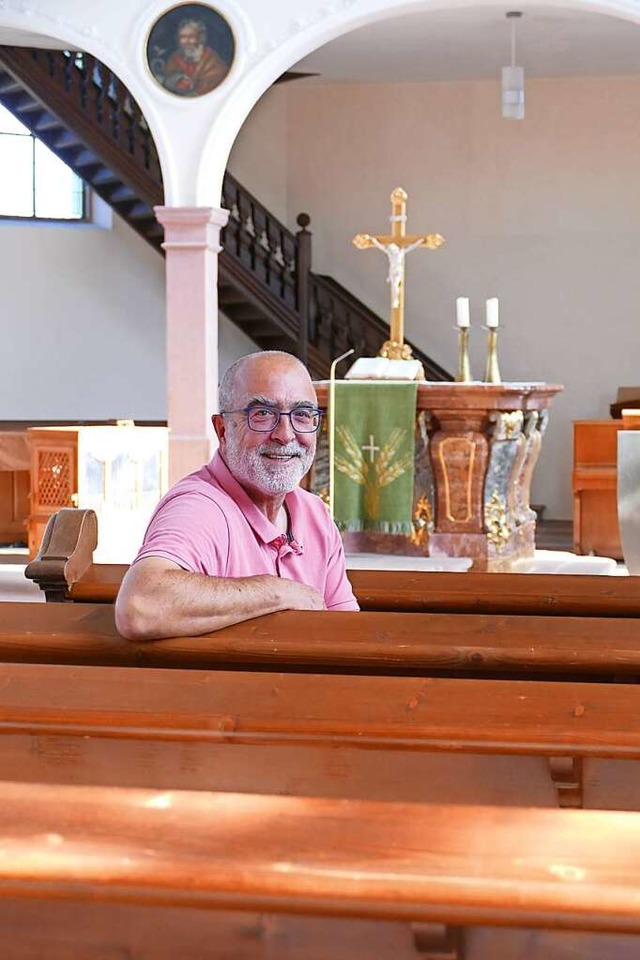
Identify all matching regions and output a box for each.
[147,4,235,98]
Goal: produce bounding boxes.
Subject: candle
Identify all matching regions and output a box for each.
[486,298,499,328]
[456,297,470,328]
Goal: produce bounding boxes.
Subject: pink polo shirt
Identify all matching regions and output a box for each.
[134,452,358,611]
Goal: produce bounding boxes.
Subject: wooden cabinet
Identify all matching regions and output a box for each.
[573,421,622,559]
[0,431,32,547]
[27,426,168,561]
[28,429,78,557]
[0,470,29,545]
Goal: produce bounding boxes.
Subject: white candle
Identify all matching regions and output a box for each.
[456,297,470,328]
[486,298,499,328]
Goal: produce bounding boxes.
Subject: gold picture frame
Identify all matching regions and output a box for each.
[147,3,235,98]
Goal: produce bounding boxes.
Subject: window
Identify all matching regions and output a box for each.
[0,103,85,220]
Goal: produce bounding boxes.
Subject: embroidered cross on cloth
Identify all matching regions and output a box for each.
[332,381,417,534]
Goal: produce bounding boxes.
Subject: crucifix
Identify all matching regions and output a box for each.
[353,188,445,360]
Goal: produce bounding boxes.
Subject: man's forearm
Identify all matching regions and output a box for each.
[115,568,291,641]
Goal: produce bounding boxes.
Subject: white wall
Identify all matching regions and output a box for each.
[227,85,290,224]
[0,212,166,420]
[0,211,260,422]
[279,76,640,518]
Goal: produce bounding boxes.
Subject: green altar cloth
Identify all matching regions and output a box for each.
[332,381,417,533]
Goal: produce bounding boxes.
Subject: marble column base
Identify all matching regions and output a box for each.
[429,520,536,572]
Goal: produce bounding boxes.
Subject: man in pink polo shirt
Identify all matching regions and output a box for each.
[115,351,358,639]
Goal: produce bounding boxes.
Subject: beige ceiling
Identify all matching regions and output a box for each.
[294,5,640,83]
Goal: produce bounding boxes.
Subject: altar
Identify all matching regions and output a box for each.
[314,381,563,571]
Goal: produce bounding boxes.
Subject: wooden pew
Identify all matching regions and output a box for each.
[14,512,640,957]
[3,663,640,956]
[25,509,640,618]
[5,660,640,809]
[2,599,640,679]
[3,779,640,941]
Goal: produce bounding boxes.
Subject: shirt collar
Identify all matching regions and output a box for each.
[206,452,304,553]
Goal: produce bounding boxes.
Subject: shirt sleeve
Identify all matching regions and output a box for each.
[324,516,360,611]
[133,491,230,576]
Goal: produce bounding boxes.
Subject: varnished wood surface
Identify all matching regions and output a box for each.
[2,779,640,933]
[2,662,639,758]
[2,602,640,675]
[69,566,640,619]
[68,562,127,601]
[349,570,640,617]
[573,420,622,557]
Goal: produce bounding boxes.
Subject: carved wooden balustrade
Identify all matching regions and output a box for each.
[0,45,451,381]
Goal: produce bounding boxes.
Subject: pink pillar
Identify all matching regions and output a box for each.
[155,206,229,485]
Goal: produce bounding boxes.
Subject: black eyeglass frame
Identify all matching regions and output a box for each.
[220,405,324,434]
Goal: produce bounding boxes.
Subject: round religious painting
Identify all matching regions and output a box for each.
[147,4,235,97]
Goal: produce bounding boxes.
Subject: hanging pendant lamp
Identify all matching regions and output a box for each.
[502,11,525,120]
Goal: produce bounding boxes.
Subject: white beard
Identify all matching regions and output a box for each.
[223,435,315,497]
[182,43,204,63]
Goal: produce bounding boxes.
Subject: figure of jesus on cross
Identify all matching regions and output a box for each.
[353,188,445,360]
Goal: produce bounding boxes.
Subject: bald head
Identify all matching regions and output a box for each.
[218,351,315,413]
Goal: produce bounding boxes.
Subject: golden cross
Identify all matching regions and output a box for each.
[353,188,445,360]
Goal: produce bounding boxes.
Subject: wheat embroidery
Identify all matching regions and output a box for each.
[335,425,413,519]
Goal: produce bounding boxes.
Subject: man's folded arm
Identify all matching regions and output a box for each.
[114,556,326,641]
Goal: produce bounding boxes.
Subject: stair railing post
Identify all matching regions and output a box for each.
[295,212,312,366]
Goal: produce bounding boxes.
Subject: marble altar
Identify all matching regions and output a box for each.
[314,381,563,571]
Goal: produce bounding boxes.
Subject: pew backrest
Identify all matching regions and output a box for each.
[25,509,640,618]
[3,660,640,809]
[4,600,640,678]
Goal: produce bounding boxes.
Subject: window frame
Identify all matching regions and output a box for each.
[0,104,88,224]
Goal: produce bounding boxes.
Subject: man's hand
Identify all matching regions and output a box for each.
[277,578,326,611]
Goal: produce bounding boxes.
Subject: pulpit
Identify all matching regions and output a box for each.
[315,381,562,571]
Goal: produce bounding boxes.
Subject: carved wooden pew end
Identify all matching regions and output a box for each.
[24,508,97,602]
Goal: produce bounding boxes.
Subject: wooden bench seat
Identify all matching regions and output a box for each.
[3,779,640,936]
[3,661,640,809]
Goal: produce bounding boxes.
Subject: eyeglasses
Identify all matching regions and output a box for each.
[221,404,323,434]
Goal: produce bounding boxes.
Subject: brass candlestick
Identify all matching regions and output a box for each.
[455,327,472,382]
[484,327,501,383]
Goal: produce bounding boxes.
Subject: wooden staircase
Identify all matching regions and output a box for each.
[0,46,452,381]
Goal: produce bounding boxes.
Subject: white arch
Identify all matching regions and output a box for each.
[3,0,640,208]
[0,6,177,196]
[196,0,640,207]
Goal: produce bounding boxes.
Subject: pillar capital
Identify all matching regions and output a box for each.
[154,205,230,252]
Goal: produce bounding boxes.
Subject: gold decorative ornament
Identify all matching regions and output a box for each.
[491,411,523,441]
[353,188,445,359]
[317,486,330,508]
[410,494,433,547]
[380,339,414,361]
[484,489,512,550]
